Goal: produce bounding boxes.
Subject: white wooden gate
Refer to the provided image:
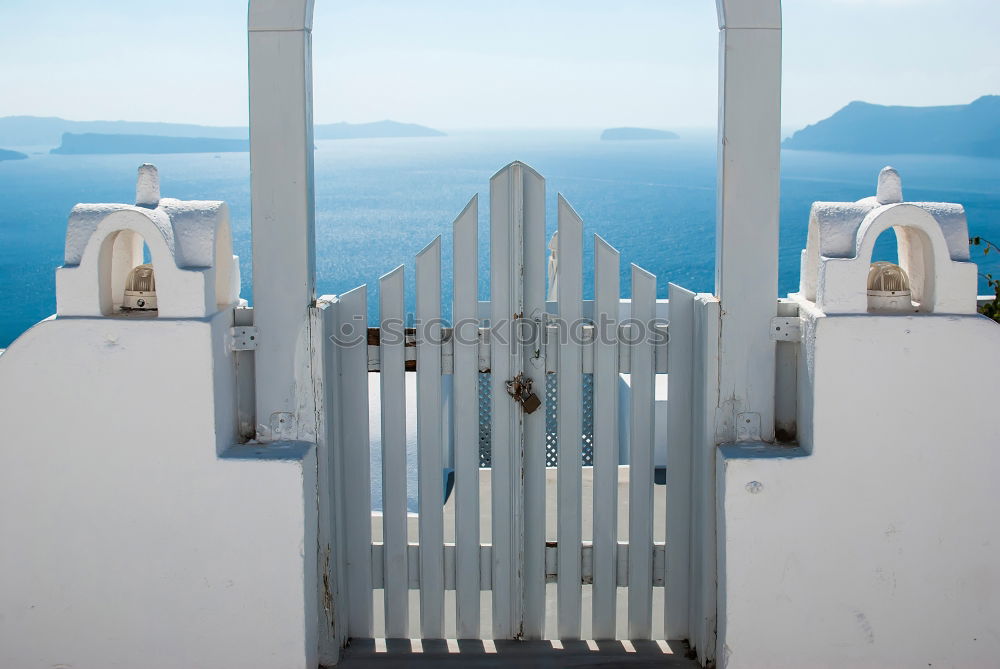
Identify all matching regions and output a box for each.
[329,162,673,642]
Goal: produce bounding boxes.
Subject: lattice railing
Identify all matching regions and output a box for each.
[480,372,595,468]
[478,372,493,467]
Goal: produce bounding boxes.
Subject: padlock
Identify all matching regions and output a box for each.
[506,373,541,414]
[520,390,541,414]
[517,375,541,415]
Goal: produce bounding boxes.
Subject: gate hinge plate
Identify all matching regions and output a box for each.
[229,326,259,351]
[770,317,801,342]
[736,412,762,442]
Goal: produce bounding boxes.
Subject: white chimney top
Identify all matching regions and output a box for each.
[136,164,160,207]
[876,166,903,205]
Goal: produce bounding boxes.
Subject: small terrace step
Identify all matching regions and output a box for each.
[333,638,699,668]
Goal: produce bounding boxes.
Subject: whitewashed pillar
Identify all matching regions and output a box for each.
[248,0,317,441]
[714,1,782,443]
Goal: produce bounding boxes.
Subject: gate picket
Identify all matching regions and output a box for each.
[379,266,409,638]
[591,236,620,640]
[489,165,523,638]
[452,197,481,639]
[520,167,547,641]
[627,264,657,639]
[556,195,584,639]
[339,285,373,638]
[665,283,696,640]
[416,237,445,638]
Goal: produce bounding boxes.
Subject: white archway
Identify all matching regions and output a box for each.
[246,0,782,33]
[246,0,783,449]
[247,4,780,661]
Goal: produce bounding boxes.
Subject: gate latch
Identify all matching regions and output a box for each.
[506,373,541,414]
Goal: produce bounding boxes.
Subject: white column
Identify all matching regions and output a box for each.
[714,1,782,443]
[248,0,317,441]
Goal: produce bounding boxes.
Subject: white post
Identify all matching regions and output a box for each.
[248,0,317,441]
[714,1,782,443]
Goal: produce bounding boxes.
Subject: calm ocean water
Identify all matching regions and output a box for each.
[1,130,998,347]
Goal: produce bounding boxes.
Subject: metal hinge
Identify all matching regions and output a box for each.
[229,326,259,351]
[770,317,801,342]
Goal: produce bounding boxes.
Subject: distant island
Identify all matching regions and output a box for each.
[601,127,679,141]
[51,133,250,155]
[0,148,27,161]
[315,120,445,140]
[0,116,446,147]
[783,95,1000,157]
[0,117,247,146]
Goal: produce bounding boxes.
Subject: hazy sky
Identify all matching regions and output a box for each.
[0,0,996,130]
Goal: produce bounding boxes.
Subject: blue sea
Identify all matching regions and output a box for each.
[1,130,998,347]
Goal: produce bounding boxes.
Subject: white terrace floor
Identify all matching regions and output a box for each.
[370,466,669,641]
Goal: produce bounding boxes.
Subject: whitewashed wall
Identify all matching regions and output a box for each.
[0,166,321,669]
[716,307,1000,668]
[0,312,319,669]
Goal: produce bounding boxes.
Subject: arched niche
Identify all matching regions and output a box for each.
[98,228,154,316]
[105,228,146,315]
[854,205,955,313]
[816,204,978,315]
[865,227,913,313]
[57,201,239,319]
[59,208,178,317]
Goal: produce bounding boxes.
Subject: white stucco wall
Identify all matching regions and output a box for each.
[716,308,1000,668]
[0,312,318,669]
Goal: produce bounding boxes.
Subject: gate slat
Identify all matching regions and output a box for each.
[452,197,481,639]
[520,166,547,640]
[556,195,584,639]
[339,285,373,638]
[489,164,521,639]
[627,265,657,639]
[379,266,409,638]
[417,236,445,638]
[665,284,696,639]
[592,236,620,640]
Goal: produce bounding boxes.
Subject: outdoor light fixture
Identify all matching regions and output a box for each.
[867,261,913,313]
[122,263,157,311]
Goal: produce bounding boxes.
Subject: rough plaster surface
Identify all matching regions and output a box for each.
[717,311,1000,669]
[0,313,319,669]
[63,203,156,265]
[64,198,231,269]
[159,198,231,268]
